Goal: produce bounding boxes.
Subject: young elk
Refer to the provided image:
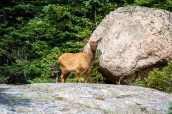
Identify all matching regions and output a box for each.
[57,38,102,83]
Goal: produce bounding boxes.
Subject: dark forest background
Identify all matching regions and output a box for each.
[0,0,172,92]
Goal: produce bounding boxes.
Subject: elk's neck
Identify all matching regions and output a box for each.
[87,48,96,63]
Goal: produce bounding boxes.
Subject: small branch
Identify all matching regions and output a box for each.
[118,75,124,85]
[94,8,97,27]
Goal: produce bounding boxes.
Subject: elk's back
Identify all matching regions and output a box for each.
[58,53,89,72]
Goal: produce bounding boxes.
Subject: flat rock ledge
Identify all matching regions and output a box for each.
[0,83,171,114]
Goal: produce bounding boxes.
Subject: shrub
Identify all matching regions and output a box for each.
[29,47,61,83]
[0,76,10,83]
[131,77,145,87]
[146,61,172,93]
[168,102,172,114]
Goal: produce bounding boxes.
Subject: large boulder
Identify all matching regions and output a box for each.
[0,83,172,113]
[84,6,172,84]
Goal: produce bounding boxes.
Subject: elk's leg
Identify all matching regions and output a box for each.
[61,69,69,83]
[61,74,65,83]
[64,72,70,82]
[75,70,80,83]
[84,71,88,83]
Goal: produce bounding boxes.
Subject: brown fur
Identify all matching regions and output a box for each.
[57,38,102,83]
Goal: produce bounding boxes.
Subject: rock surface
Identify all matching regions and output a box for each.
[84,6,172,84]
[0,83,172,114]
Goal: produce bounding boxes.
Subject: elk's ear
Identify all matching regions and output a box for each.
[86,38,90,43]
[96,38,103,43]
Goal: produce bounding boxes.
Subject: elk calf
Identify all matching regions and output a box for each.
[57,38,102,83]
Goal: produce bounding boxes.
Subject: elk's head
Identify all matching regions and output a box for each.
[87,38,102,52]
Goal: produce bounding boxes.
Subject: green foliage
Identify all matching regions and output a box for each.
[1,0,172,84]
[0,2,93,84]
[36,47,61,83]
[42,4,93,41]
[131,77,145,87]
[168,102,172,114]
[134,0,172,12]
[134,0,152,5]
[146,61,172,93]
[0,76,10,83]
[83,0,115,25]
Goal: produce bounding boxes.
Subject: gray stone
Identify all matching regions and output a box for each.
[84,6,172,84]
[0,83,171,114]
